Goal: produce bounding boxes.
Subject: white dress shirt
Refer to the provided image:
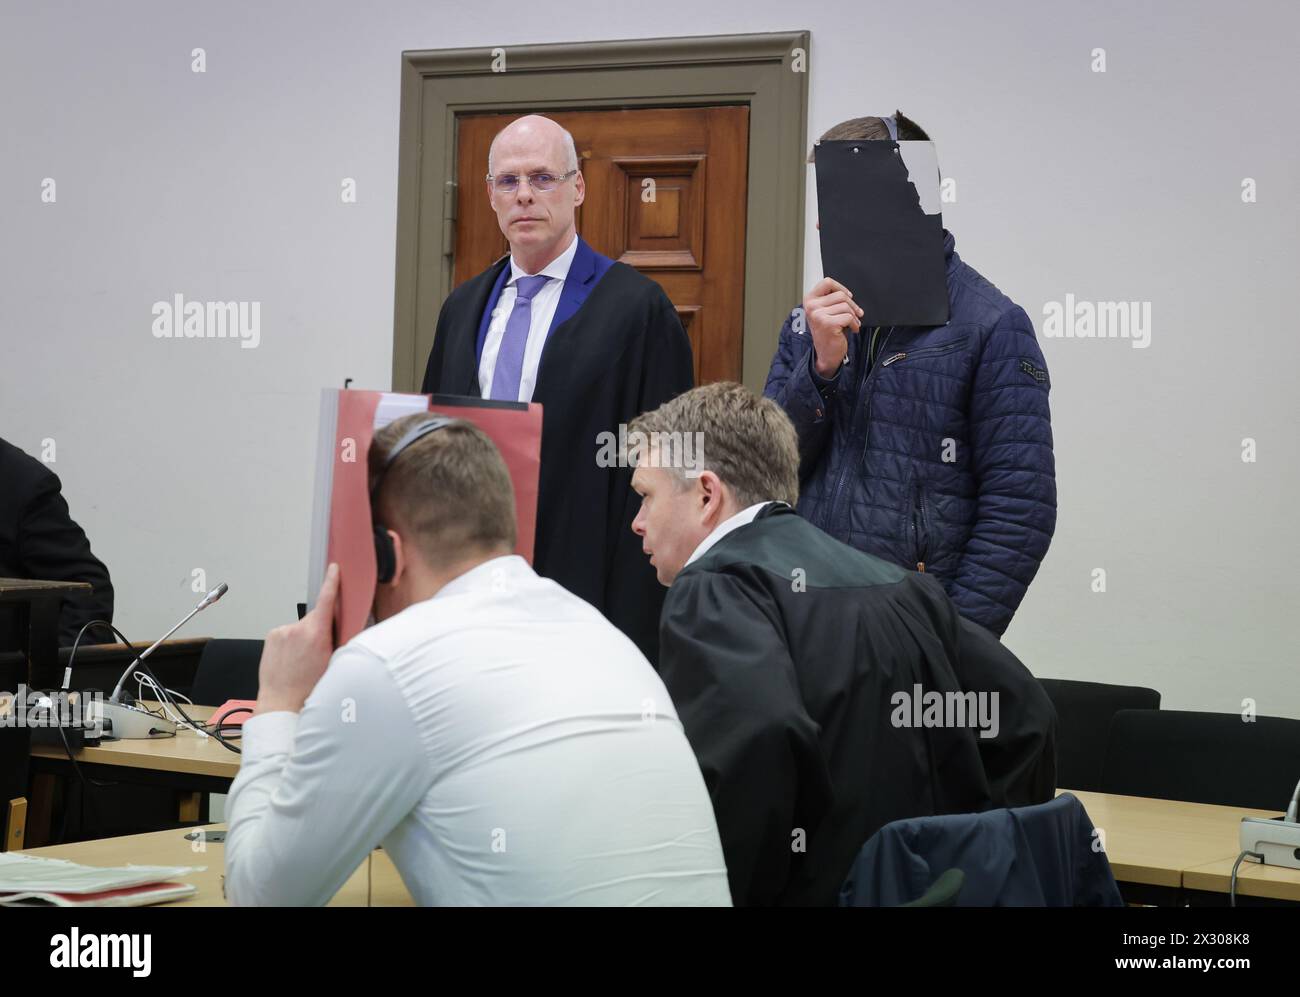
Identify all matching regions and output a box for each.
[477,235,580,402]
[685,502,776,568]
[225,554,730,907]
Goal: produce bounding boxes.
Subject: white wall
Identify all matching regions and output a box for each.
[2,0,1295,717]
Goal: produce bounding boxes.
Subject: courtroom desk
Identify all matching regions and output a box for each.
[18,824,415,907]
[1066,790,1279,889]
[27,704,241,847]
[1184,855,1300,905]
[30,704,240,780]
[1065,789,1294,905]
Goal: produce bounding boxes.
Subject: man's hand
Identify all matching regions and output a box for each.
[254,563,340,716]
[803,277,864,378]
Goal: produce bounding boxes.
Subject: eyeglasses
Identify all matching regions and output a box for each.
[486,170,578,194]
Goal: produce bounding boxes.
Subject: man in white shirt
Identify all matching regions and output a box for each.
[225,413,731,906]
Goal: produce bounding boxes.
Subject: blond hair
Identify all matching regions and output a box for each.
[368,414,516,569]
[629,382,799,507]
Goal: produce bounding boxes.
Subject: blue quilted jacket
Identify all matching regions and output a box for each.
[764,230,1056,636]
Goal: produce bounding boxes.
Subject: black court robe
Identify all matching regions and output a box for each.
[421,252,693,662]
[658,503,1057,906]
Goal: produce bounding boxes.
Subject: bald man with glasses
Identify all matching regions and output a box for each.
[421,114,693,662]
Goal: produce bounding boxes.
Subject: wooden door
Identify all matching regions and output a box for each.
[453,106,749,385]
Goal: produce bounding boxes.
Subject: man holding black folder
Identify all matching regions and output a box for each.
[765,112,1056,638]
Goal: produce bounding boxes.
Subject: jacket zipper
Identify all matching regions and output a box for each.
[913,482,932,572]
[881,338,967,368]
[828,327,894,540]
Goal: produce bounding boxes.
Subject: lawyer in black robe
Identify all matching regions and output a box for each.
[658,503,1057,906]
[0,437,115,651]
[422,237,693,661]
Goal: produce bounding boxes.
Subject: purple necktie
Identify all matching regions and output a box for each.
[489,274,550,401]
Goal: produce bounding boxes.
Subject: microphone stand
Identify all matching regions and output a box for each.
[95,583,229,740]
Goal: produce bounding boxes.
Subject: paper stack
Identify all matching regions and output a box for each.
[0,852,202,907]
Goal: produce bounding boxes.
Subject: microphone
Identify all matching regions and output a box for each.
[195,582,229,611]
[95,583,229,740]
[1285,777,1300,824]
[108,583,229,704]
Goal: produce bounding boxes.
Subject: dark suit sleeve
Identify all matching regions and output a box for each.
[602,286,694,661]
[635,284,694,411]
[17,468,114,645]
[658,569,827,906]
[420,304,453,394]
[954,615,1057,806]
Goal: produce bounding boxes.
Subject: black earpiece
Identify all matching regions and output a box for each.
[374,523,397,584]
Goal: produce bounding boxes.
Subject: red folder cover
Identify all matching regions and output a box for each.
[308,390,542,644]
[0,881,198,907]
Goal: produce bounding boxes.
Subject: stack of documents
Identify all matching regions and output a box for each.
[0,852,202,907]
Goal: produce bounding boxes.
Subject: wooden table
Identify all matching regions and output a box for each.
[1184,856,1300,904]
[27,704,242,847]
[17,824,414,906]
[14,788,1299,907]
[1065,789,1300,904]
[30,704,241,780]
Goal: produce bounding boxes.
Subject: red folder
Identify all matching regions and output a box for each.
[308,390,542,644]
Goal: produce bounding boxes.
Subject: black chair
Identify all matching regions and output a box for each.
[0,653,30,848]
[1038,678,1160,791]
[1,726,30,850]
[1100,709,1300,811]
[190,639,263,706]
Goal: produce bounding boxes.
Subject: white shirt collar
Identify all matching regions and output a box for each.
[432,554,531,601]
[508,233,579,287]
[684,502,773,568]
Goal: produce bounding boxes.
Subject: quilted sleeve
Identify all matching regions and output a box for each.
[763,307,840,476]
[947,305,1057,635]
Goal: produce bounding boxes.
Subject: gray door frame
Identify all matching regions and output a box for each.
[392,30,810,393]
